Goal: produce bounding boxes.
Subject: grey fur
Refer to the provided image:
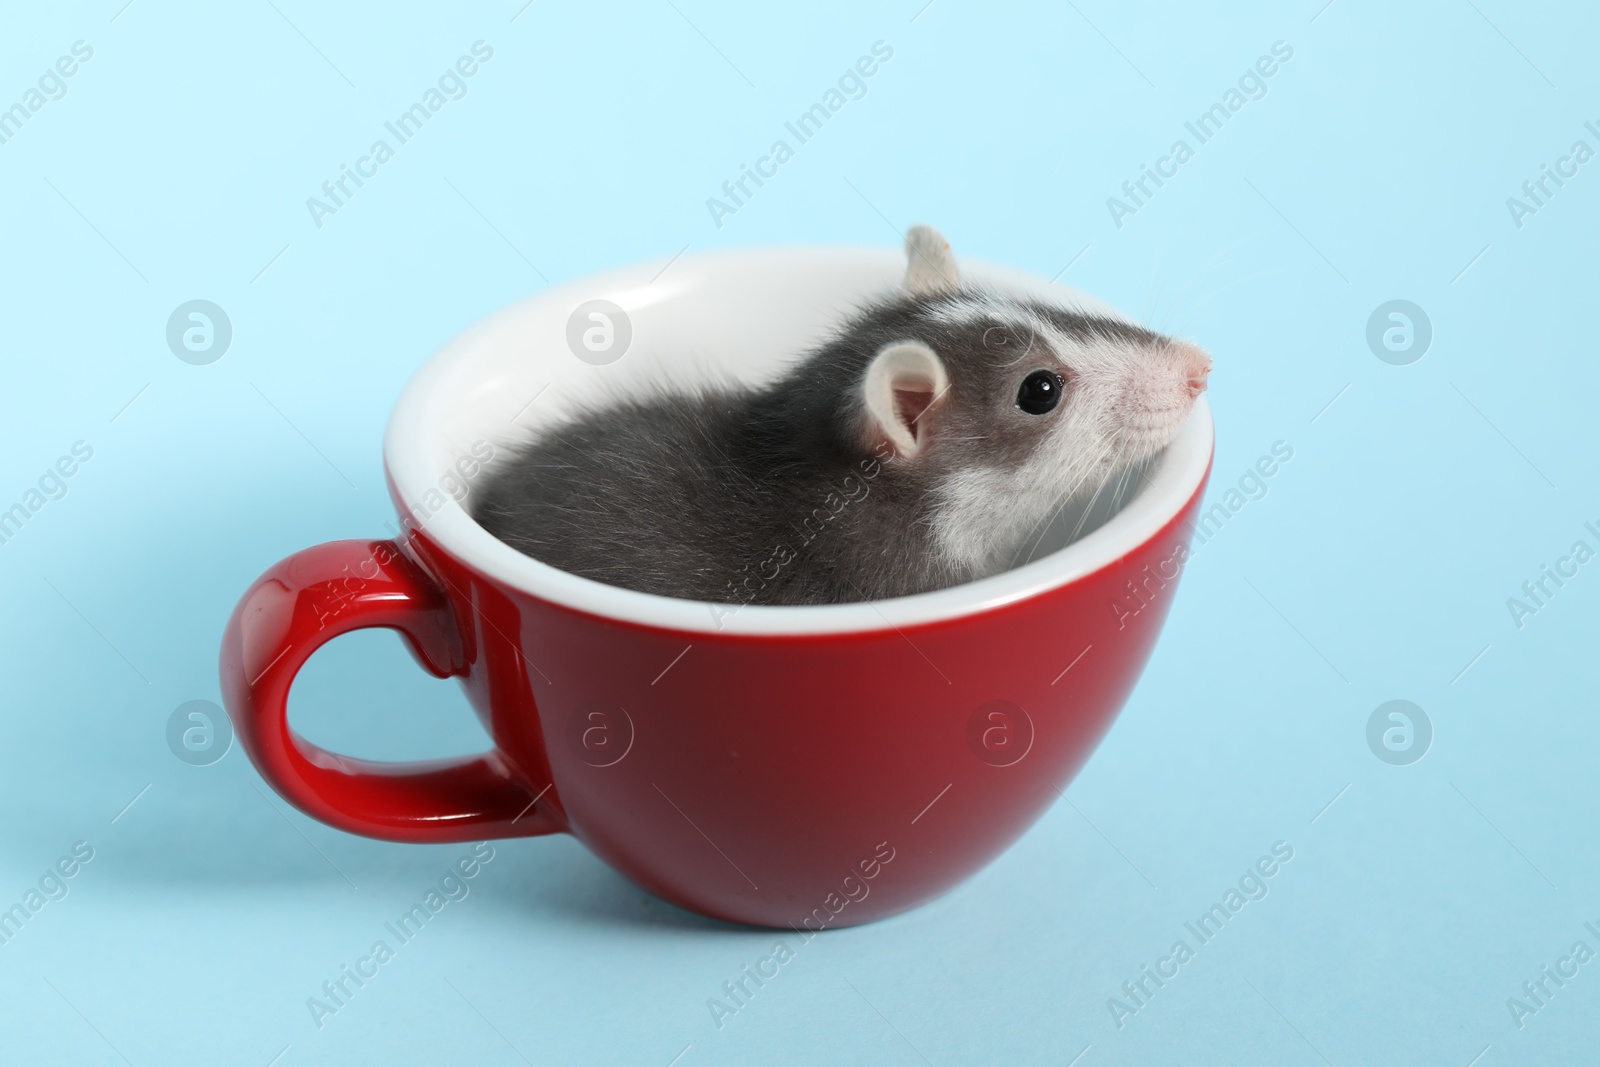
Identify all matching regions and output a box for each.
[472,236,1208,606]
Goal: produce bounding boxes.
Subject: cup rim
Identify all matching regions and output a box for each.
[384,244,1214,637]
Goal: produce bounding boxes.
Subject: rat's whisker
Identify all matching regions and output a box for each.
[1017,457,1111,567]
[1151,238,1249,335]
[476,223,1207,606]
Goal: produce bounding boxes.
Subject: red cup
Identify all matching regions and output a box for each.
[220,247,1213,928]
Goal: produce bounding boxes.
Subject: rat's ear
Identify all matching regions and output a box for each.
[861,340,949,458]
[904,225,960,296]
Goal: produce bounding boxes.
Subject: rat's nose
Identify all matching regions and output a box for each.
[1177,347,1209,399]
[1177,345,1210,398]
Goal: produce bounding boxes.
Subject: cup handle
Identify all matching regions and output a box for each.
[219,539,560,843]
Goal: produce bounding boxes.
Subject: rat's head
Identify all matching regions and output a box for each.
[853,225,1211,572]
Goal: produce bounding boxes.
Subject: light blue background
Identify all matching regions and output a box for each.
[1,0,1595,1063]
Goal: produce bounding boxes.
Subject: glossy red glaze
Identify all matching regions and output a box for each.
[220,457,1209,928]
[219,538,563,842]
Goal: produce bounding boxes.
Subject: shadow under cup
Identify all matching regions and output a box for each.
[220,246,1214,928]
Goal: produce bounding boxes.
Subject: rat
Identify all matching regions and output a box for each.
[470,226,1210,607]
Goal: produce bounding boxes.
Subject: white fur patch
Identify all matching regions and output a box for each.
[928,324,1200,579]
[894,228,1206,578]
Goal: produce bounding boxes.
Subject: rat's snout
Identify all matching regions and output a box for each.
[1176,343,1210,398]
[1116,339,1212,456]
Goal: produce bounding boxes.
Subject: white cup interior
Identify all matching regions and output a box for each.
[384,245,1214,636]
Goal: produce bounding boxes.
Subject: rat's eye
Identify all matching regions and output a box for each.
[1016,369,1064,415]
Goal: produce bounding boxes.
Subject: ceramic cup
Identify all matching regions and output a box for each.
[219,245,1213,928]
